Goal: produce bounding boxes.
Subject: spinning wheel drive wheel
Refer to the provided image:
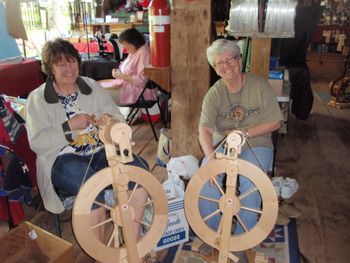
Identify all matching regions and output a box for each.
[185,159,278,253]
[72,165,168,263]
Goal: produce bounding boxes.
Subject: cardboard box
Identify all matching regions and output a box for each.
[155,198,189,251]
[0,221,74,263]
[162,180,177,199]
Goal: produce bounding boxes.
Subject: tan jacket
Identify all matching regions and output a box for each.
[25,76,124,213]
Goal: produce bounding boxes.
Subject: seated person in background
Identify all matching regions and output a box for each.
[198,39,283,259]
[110,28,157,105]
[25,38,148,244]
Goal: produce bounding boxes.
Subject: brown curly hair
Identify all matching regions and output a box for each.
[41,38,81,77]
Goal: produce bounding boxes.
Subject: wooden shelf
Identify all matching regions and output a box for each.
[93,22,143,33]
[77,22,144,34]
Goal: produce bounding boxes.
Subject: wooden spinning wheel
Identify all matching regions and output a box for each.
[72,120,168,263]
[184,131,278,263]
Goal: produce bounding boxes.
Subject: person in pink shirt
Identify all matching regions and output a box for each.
[110,28,157,105]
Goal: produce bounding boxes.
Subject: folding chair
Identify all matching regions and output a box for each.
[120,80,167,141]
[109,34,122,61]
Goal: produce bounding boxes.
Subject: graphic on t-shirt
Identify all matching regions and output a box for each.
[58,93,102,155]
[231,105,245,121]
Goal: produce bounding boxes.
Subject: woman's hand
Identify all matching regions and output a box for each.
[112,68,123,79]
[112,68,132,83]
[92,113,114,126]
[68,113,94,130]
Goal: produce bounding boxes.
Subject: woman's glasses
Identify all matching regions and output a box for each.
[214,55,240,69]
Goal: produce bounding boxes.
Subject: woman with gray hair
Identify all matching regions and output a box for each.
[198,38,283,260]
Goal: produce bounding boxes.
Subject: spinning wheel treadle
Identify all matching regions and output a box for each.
[72,121,168,263]
[184,131,278,262]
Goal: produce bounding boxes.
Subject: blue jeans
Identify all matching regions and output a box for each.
[51,149,149,205]
[198,147,273,234]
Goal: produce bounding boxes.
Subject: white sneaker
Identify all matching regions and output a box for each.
[271,177,284,197]
[281,178,299,199]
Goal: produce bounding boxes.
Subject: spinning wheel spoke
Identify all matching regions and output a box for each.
[93,200,114,210]
[107,227,118,247]
[199,195,220,203]
[217,217,223,234]
[128,183,139,203]
[212,177,225,196]
[134,218,151,228]
[235,215,248,233]
[91,217,113,230]
[240,206,262,214]
[239,187,258,200]
[203,209,221,222]
[134,199,153,210]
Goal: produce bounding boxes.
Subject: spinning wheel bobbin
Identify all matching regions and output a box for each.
[185,131,278,263]
[72,121,168,263]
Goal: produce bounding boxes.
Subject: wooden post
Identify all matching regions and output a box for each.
[250,37,271,79]
[171,0,211,158]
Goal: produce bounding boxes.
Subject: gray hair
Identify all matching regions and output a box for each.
[206,39,241,68]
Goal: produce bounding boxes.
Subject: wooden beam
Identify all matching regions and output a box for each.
[250,37,271,79]
[171,0,211,158]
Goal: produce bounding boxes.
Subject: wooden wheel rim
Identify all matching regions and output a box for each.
[72,165,168,262]
[184,159,278,252]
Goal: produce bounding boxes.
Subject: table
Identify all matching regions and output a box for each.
[143,66,171,122]
[143,66,171,93]
[275,80,291,135]
[0,58,44,97]
[73,41,114,54]
[271,79,291,176]
[80,59,120,81]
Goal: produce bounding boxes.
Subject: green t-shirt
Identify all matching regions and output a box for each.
[199,73,284,150]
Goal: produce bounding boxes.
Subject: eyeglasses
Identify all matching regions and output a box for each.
[214,55,240,69]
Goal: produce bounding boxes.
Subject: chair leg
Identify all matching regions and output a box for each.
[53,213,62,238]
[5,196,16,230]
[157,101,167,128]
[126,107,140,125]
[145,107,158,141]
[270,130,279,177]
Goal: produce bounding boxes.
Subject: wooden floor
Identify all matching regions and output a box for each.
[275,51,350,263]
[1,51,350,263]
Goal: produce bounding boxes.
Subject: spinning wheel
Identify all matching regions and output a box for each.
[184,131,278,263]
[72,121,168,263]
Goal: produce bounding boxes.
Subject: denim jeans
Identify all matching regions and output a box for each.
[51,149,149,206]
[198,147,273,234]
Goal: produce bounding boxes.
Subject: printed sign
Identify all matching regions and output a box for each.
[155,198,189,251]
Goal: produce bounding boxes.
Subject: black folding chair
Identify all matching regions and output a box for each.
[119,80,167,141]
[109,34,122,61]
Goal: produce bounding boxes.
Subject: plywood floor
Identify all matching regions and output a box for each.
[1,51,349,263]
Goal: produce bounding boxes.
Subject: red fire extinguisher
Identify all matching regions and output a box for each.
[148,0,170,67]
